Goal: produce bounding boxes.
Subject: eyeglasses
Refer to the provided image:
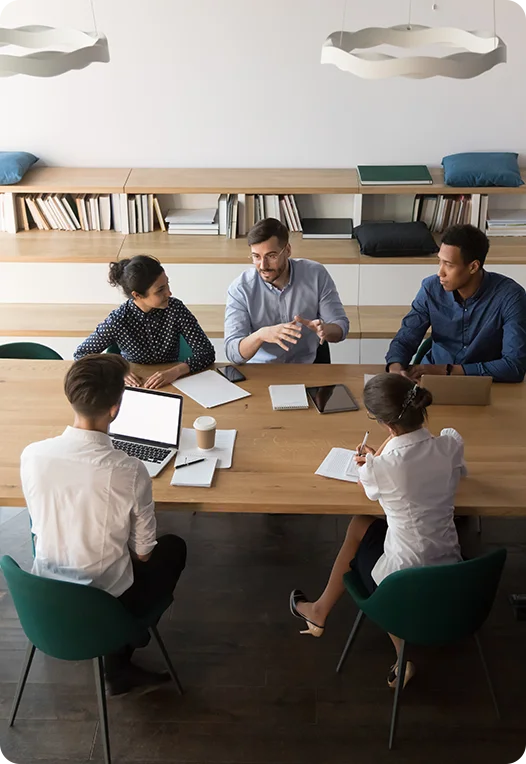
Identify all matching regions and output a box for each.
[250,245,288,263]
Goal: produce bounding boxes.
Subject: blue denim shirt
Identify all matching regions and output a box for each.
[224,259,349,364]
[386,271,526,383]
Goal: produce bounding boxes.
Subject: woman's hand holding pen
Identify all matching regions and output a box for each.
[354,443,375,466]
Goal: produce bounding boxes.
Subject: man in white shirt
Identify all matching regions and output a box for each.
[20,354,187,696]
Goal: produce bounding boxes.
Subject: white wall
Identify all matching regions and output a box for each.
[0,0,525,167]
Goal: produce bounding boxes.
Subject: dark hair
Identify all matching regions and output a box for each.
[364,373,433,432]
[108,255,164,298]
[247,218,289,248]
[64,354,129,417]
[442,224,490,268]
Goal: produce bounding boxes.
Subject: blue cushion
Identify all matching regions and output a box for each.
[442,152,524,188]
[0,152,39,185]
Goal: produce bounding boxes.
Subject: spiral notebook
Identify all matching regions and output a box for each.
[269,384,309,411]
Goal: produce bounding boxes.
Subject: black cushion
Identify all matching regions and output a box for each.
[354,221,439,257]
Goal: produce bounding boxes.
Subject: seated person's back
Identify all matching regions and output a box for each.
[22,422,153,596]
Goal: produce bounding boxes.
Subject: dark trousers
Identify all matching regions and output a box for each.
[104,534,187,678]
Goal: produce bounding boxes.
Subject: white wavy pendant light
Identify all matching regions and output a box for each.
[321,0,506,80]
[0,0,109,77]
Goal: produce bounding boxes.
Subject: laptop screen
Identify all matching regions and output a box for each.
[109,387,183,448]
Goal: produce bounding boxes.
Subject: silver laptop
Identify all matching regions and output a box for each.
[420,375,492,406]
[109,387,183,477]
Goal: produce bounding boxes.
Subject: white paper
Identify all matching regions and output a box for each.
[170,456,218,488]
[173,370,251,409]
[364,374,377,385]
[178,429,237,469]
[315,448,360,484]
[268,384,309,410]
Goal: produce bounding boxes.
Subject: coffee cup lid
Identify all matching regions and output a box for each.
[193,416,217,431]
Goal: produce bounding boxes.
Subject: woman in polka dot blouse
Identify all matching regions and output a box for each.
[73,255,215,389]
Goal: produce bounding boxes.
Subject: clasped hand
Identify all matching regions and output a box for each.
[124,365,184,390]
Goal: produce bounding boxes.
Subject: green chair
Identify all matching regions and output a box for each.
[0,342,63,360]
[411,336,432,365]
[336,549,507,750]
[105,337,193,362]
[0,555,182,764]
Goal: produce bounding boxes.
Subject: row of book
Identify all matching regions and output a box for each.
[0,192,167,234]
[412,194,485,233]
[161,194,304,238]
[219,194,303,238]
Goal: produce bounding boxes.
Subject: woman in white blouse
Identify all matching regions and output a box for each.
[290,373,466,688]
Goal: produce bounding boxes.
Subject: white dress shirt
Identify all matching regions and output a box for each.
[20,426,157,597]
[358,428,465,586]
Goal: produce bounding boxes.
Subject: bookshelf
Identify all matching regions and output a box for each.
[1,166,526,264]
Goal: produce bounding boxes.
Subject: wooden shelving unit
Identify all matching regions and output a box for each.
[2,166,526,264]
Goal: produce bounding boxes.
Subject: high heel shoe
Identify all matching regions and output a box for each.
[387,660,416,690]
[289,589,325,638]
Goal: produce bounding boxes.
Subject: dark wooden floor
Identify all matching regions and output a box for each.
[0,507,525,764]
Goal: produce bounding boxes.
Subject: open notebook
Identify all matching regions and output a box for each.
[269,384,309,411]
[315,448,360,483]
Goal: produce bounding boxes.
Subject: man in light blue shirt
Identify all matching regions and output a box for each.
[224,218,349,364]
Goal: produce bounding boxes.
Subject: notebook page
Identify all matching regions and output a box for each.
[315,448,359,484]
[268,384,308,410]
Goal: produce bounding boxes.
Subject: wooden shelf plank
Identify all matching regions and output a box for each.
[119,231,360,264]
[359,168,526,195]
[2,229,525,265]
[125,168,360,194]
[0,304,361,340]
[0,231,125,263]
[0,167,131,194]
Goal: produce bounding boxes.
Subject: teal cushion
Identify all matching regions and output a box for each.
[442,152,524,188]
[0,152,39,185]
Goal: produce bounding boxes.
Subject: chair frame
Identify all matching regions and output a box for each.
[336,610,501,750]
[8,625,183,764]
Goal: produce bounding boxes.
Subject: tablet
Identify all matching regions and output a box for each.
[306,384,359,414]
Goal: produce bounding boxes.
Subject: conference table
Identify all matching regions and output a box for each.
[0,360,525,517]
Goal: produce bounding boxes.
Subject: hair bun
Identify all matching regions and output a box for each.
[413,385,433,410]
[108,259,130,288]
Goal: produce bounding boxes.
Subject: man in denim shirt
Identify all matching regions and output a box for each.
[225,218,349,364]
[387,225,526,383]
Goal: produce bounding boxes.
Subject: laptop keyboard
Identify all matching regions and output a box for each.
[112,440,171,464]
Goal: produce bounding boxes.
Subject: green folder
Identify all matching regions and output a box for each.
[357,165,433,185]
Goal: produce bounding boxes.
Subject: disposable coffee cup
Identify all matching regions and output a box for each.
[193,416,217,450]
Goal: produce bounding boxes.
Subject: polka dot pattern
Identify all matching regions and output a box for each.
[74,297,216,373]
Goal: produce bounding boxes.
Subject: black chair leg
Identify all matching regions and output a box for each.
[9,642,35,726]
[388,639,407,750]
[149,625,183,695]
[93,657,111,764]
[474,633,501,720]
[336,609,366,674]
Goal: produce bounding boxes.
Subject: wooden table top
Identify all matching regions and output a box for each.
[1,361,525,516]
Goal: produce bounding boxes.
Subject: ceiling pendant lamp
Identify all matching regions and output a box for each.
[0,0,109,78]
[321,0,506,80]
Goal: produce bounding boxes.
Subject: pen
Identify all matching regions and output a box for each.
[175,458,206,470]
[358,431,370,457]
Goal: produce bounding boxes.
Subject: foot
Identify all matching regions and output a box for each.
[106,663,171,698]
[289,590,325,637]
[387,661,416,690]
